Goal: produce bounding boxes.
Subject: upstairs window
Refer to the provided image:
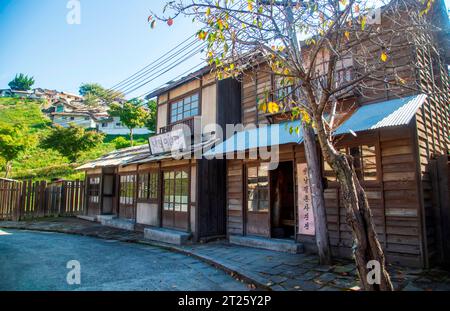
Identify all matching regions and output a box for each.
[170,93,199,123]
[324,145,378,182]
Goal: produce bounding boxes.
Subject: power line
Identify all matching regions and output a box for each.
[108,35,197,91]
[119,42,205,95]
[123,45,205,96]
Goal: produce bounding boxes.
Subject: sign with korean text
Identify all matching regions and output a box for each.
[297,163,316,236]
[148,128,187,155]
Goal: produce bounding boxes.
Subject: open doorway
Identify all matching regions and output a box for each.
[270,161,295,239]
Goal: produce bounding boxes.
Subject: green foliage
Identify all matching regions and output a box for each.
[111,136,131,149]
[0,124,33,177]
[79,83,124,106]
[146,99,157,133]
[41,125,105,163]
[8,73,35,91]
[109,99,150,145]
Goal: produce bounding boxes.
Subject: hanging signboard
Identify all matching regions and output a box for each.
[148,128,188,155]
[297,163,316,236]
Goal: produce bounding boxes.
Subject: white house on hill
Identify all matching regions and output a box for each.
[95,116,151,135]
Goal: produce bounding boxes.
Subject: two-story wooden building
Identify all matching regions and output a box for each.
[78,68,242,243]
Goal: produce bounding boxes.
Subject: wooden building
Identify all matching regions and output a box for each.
[78,69,242,242]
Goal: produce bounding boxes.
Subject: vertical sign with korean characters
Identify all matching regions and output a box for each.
[297,163,315,235]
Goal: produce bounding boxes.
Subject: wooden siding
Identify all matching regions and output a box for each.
[226,127,426,267]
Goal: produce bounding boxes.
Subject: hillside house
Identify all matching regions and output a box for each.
[96,116,152,136]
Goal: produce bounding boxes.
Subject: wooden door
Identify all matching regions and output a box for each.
[119,174,136,219]
[87,175,101,217]
[246,164,270,237]
[162,169,189,231]
[101,174,115,214]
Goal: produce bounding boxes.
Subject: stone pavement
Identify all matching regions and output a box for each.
[1,217,450,291]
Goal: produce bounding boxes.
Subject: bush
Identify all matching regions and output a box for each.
[111,136,131,149]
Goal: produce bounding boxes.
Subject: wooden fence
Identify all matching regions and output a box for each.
[0,179,85,221]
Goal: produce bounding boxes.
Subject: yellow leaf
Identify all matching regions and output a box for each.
[344,31,350,41]
[267,102,280,114]
[229,63,235,70]
[206,7,211,16]
[380,51,388,62]
[258,101,267,113]
[247,0,253,11]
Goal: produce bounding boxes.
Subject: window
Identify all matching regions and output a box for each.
[88,176,100,203]
[70,117,75,121]
[116,122,122,127]
[84,117,90,121]
[163,169,189,212]
[102,123,108,128]
[324,145,377,182]
[119,174,136,205]
[170,93,199,123]
[138,171,159,201]
[247,164,269,212]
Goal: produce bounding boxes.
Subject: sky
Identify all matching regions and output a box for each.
[0,0,204,99]
[0,0,449,99]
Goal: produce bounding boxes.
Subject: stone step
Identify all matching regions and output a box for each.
[76,215,96,222]
[144,227,191,245]
[229,235,304,254]
[100,217,135,231]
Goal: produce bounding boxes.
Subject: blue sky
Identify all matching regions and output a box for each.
[0,0,203,99]
[0,0,448,99]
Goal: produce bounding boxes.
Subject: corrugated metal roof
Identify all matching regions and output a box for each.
[205,94,427,156]
[76,145,150,170]
[335,94,427,135]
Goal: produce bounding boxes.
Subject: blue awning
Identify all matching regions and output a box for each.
[204,94,427,157]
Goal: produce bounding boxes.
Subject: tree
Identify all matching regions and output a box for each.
[109,99,150,146]
[79,83,124,106]
[111,136,132,149]
[8,73,35,91]
[41,125,105,163]
[146,99,157,134]
[0,125,31,178]
[157,0,441,290]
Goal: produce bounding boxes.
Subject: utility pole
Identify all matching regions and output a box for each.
[260,0,332,264]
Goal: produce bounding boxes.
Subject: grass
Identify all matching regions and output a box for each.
[0,97,148,181]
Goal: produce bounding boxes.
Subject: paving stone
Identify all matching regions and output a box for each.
[330,277,359,289]
[316,272,337,283]
[269,275,289,284]
[296,280,323,291]
[296,270,321,281]
[402,282,423,291]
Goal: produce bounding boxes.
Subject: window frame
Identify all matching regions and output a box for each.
[119,173,137,207]
[162,167,190,213]
[246,163,270,214]
[322,142,380,185]
[137,169,160,203]
[168,92,200,124]
[87,175,101,204]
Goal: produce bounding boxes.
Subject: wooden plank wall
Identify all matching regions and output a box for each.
[413,28,450,265]
[241,64,272,126]
[226,128,425,267]
[0,179,85,221]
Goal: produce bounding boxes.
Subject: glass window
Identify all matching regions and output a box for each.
[163,169,189,212]
[324,145,378,182]
[88,176,100,204]
[247,164,269,212]
[120,174,136,206]
[137,171,159,201]
[170,93,199,123]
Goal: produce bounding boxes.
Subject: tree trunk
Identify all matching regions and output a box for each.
[130,128,134,147]
[301,123,332,265]
[314,119,393,290]
[4,161,12,178]
[333,153,393,290]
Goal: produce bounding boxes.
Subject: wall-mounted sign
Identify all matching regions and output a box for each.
[148,128,188,155]
[297,163,315,236]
